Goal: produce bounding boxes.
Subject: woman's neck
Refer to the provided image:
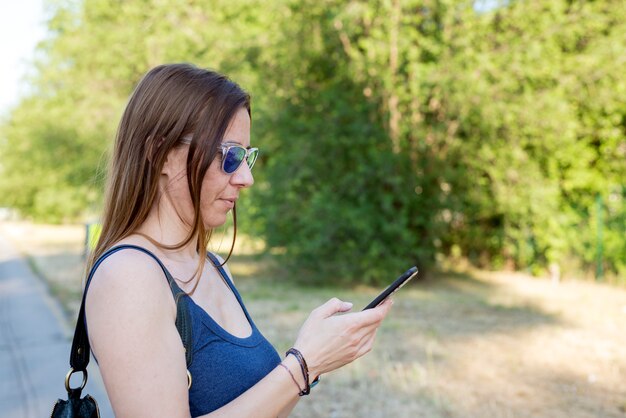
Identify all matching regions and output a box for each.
[134,198,199,262]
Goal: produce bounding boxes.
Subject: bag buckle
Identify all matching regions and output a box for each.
[65,368,88,392]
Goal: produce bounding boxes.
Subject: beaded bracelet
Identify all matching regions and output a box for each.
[286,348,320,396]
[278,363,303,394]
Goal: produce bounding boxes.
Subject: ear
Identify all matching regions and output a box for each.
[160,143,187,179]
[146,137,170,172]
[160,146,175,177]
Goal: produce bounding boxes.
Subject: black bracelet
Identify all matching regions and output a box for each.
[286,348,320,396]
[286,348,308,395]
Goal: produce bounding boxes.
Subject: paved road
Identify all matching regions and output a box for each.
[0,232,113,417]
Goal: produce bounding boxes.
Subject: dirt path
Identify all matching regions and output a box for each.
[2,220,625,418]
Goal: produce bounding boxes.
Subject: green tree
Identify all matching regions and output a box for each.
[1,0,623,281]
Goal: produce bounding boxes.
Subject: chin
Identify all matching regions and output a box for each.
[203,215,228,229]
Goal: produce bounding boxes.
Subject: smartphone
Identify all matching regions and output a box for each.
[362,266,418,310]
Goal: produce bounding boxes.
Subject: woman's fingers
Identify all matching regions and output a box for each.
[344,301,392,358]
[340,297,393,328]
[294,296,394,375]
[344,326,379,362]
[356,330,378,358]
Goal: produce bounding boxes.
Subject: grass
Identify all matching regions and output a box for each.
[2,220,626,418]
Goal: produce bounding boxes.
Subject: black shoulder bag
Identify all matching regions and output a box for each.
[51,245,193,418]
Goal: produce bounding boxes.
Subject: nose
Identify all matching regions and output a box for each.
[231,161,254,188]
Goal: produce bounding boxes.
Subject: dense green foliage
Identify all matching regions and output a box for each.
[0,0,624,282]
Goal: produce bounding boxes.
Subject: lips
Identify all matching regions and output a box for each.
[219,197,237,209]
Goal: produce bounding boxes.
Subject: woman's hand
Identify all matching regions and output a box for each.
[292,297,393,382]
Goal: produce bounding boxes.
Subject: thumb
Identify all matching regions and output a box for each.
[314,298,353,318]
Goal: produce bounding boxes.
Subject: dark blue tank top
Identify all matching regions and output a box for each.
[188,253,281,416]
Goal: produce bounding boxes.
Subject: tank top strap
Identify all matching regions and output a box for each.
[84,244,193,368]
[206,252,233,287]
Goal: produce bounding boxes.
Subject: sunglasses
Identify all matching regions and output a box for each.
[181,136,259,174]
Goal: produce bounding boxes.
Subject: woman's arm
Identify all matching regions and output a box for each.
[85,251,190,418]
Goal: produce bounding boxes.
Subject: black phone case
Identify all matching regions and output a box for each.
[363,266,418,310]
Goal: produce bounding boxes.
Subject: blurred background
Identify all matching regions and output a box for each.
[0,0,624,417]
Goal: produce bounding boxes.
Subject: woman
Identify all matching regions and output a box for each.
[85,63,392,417]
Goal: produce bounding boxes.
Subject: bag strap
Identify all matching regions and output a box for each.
[69,244,193,372]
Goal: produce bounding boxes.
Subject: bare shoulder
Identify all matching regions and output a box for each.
[86,248,173,304]
[85,248,177,341]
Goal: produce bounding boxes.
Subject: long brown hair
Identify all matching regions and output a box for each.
[88,63,250,292]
